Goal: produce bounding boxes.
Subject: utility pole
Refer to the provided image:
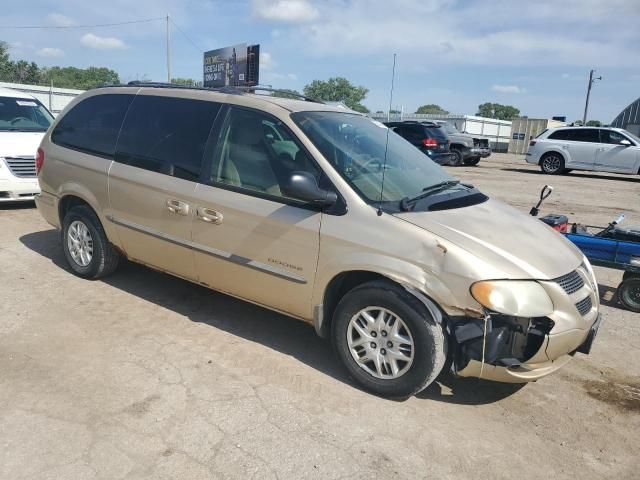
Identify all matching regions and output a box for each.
[582,69,602,125]
[166,14,171,83]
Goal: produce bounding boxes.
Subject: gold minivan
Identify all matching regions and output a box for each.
[35,84,601,397]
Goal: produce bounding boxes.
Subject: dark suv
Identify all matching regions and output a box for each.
[385,121,451,165]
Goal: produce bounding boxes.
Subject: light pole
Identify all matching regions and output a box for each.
[582,69,602,125]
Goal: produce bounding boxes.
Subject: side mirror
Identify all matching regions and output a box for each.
[281,171,338,207]
[619,139,632,146]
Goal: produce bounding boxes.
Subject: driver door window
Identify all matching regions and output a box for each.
[210,107,320,200]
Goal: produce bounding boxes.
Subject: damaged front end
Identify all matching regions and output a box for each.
[449,313,556,380]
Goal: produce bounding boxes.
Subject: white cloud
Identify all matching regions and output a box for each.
[260,52,277,70]
[47,13,74,27]
[37,47,64,58]
[252,0,319,22]
[80,33,127,50]
[275,0,639,67]
[492,84,523,94]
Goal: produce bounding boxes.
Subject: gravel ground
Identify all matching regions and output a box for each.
[0,153,638,479]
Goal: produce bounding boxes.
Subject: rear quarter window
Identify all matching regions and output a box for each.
[548,130,568,140]
[51,94,134,157]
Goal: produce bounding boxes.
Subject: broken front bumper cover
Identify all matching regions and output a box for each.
[453,313,601,383]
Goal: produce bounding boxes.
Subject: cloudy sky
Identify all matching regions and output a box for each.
[2,0,640,121]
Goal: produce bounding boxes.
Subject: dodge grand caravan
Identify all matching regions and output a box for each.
[35,84,601,397]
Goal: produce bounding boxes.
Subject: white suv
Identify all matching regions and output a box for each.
[0,87,54,202]
[526,126,640,176]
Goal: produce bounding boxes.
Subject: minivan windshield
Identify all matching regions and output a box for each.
[291,111,454,204]
[0,96,54,132]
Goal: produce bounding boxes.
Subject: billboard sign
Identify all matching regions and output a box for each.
[203,43,259,88]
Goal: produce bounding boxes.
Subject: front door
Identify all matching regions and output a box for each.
[107,92,222,280]
[191,106,323,319]
[595,129,639,173]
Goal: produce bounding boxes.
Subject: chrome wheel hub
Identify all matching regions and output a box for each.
[67,220,93,267]
[347,307,414,379]
[543,155,561,172]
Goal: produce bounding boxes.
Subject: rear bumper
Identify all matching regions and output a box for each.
[426,151,452,165]
[34,190,60,229]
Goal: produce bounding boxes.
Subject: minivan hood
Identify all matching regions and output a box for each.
[0,131,45,158]
[394,198,583,279]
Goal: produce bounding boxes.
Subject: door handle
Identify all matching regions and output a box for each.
[166,199,190,216]
[197,207,223,225]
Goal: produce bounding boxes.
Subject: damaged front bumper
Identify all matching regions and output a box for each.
[451,312,601,383]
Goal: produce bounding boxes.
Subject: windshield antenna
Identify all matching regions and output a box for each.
[377,53,397,217]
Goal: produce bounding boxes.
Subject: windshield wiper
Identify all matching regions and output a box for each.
[399,180,461,211]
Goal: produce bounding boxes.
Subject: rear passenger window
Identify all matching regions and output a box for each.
[564,129,599,143]
[51,94,134,157]
[115,95,221,181]
[548,130,567,140]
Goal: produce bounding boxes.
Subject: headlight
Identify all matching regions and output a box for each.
[470,280,554,317]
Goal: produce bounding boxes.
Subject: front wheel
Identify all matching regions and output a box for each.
[331,281,447,397]
[449,149,463,166]
[617,276,640,313]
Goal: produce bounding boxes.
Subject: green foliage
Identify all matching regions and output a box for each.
[171,78,203,87]
[271,88,302,99]
[573,120,584,126]
[585,120,601,127]
[389,109,401,114]
[303,77,369,112]
[476,102,520,120]
[0,40,120,89]
[415,104,449,115]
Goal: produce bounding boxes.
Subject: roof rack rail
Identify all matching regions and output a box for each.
[118,81,324,104]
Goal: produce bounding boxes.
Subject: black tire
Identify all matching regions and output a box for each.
[449,148,463,166]
[539,152,565,174]
[61,205,120,279]
[562,169,573,174]
[617,277,640,313]
[463,157,481,166]
[331,280,447,397]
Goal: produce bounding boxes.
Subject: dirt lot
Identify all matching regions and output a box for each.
[1,153,639,479]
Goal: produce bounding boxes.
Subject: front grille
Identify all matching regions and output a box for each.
[575,296,593,316]
[473,138,489,148]
[5,157,37,178]
[553,270,584,295]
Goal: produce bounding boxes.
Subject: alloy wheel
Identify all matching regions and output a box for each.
[67,220,93,267]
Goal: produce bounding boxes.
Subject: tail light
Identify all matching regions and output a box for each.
[35,148,44,174]
[529,140,537,146]
[422,138,438,148]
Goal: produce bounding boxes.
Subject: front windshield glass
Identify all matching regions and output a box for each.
[0,96,54,132]
[291,111,453,203]
[439,122,458,135]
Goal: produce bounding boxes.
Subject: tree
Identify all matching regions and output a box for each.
[389,109,401,114]
[476,102,520,120]
[303,77,369,113]
[0,41,12,80]
[415,104,449,115]
[271,88,302,99]
[585,120,601,127]
[171,77,202,87]
[573,120,584,126]
[41,66,119,89]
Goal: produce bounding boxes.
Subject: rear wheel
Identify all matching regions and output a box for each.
[62,205,120,279]
[540,152,565,174]
[463,157,481,166]
[449,148,463,166]
[331,280,447,397]
[617,276,640,313]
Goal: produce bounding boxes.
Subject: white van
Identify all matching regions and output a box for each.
[0,87,54,202]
